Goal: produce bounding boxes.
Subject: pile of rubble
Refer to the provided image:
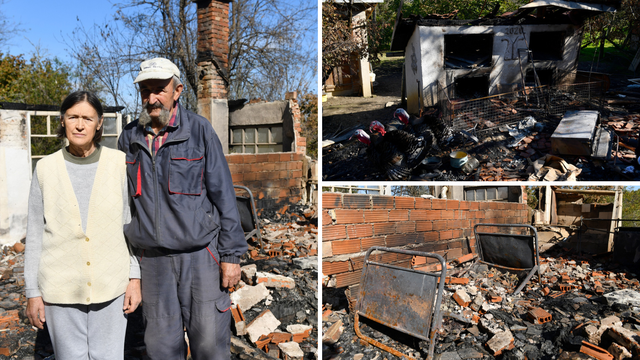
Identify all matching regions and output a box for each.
[230,206,319,360]
[322,251,640,360]
[0,206,318,360]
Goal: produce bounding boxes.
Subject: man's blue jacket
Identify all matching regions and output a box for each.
[117,102,247,264]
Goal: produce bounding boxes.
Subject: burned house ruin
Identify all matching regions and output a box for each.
[322,186,640,359]
[391,1,618,114]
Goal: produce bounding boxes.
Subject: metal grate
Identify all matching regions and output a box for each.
[438,81,604,133]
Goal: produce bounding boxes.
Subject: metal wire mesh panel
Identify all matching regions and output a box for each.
[438,81,604,133]
[547,82,604,117]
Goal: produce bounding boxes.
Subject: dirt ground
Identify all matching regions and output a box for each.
[321,52,640,181]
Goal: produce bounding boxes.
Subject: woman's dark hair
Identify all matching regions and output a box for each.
[56,91,104,143]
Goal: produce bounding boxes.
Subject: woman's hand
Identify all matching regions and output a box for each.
[123,279,141,314]
[27,297,46,329]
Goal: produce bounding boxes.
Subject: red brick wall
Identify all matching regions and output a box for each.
[196,0,230,100]
[322,193,529,288]
[226,153,306,210]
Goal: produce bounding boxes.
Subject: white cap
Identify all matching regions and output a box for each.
[133,58,180,84]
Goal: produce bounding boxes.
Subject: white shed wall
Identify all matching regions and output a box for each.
[405,23,581,111]
[0,110,30,246]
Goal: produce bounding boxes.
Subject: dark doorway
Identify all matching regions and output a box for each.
[454,74,490,99]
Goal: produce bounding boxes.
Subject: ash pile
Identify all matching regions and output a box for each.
[0,206,318,360]
[322,252,640,360]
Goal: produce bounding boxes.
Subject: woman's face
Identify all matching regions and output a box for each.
[63,101,103,150]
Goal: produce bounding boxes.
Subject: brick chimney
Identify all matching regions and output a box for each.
[193,0,231,153]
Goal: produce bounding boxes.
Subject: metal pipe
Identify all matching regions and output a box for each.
[354,313,416,360]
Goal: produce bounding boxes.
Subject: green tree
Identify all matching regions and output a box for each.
[622,187,640,226]
[375,0,529,51]
[581,0,640,61]
[322,0,387,81]
[0,52,73,105]
[0,52,74,159]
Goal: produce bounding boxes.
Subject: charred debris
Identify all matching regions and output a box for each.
[322,245,640,360]
[324,78,640,182]
[322,1,640,182]
[0,204,318,360]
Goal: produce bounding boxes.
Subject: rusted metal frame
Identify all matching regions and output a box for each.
[354,313,416,360]
[355,246,446,360]
[473,223,541,295]
[233,185,263,247]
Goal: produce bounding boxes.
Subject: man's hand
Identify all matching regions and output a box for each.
[220,262,241,288]
[123,279,142,314]
[27,297,46,329]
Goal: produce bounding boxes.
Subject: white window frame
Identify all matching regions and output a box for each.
[27,111,129,174]
[230,125,284,154]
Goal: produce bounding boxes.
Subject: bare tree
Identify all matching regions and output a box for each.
[229,0,317,100]
[63,0,316,115]
[0,0,21,47]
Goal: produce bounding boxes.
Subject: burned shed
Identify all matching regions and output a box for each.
[390,0,618,114]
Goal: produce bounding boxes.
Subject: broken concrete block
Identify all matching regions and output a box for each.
[256,271,296,289]
[322,319,343,344]
[608,342,632,360]
[293,256,318,270]
[470,294,484,311]
[230,283,270,312]
[605,289,640,307]
[486,329,514,356]
[479,316,503,336]
[453,289,471,307]
[286,324,313,335]
[582,324,600,344]
[246,310,281,343]
[241,264,257,285]
[278,341,304,360]
[601,316,622,329]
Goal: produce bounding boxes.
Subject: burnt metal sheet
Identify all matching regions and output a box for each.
[474,224,541,295]
[520,1,617,12]
[550,110,599,156]
[356,247,446,360]
[476,233,536,269]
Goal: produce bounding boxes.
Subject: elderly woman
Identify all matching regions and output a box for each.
[24,91,141,360]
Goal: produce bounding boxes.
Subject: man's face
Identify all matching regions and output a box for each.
[138,78,183,119]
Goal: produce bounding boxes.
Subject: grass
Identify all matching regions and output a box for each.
[581,41,631,59]
[579,41,635,72]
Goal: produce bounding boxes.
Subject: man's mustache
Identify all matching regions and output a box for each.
[144,102,165,111]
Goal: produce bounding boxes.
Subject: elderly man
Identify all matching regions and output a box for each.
[117,58,247,360]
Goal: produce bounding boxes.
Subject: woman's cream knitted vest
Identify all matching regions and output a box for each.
[36,147,130,305]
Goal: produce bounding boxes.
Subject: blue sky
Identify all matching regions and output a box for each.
[2,0,117,61]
